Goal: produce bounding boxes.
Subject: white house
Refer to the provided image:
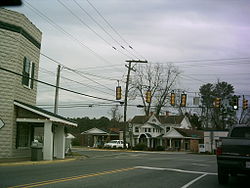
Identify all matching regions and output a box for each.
[129,114,192,149]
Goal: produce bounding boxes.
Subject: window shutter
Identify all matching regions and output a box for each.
[30,63,35,89]
[22,57,27,85]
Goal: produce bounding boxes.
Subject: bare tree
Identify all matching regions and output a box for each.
[108,105,123,124]
[130,63,181,116]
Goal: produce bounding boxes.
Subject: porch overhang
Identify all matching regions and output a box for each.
[14,100,77,127]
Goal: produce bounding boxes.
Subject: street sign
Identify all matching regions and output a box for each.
[0,118,5,129]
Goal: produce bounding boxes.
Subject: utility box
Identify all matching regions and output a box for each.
[31,142,43,161]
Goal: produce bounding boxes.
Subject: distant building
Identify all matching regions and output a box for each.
[129,113,203,151]
[204,130,228,153]
[80,128,121,147]
[0,8,77,160]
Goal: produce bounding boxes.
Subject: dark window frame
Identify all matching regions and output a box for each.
[22,57,35,89]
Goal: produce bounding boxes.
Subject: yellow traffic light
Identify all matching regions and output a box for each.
[214,97,221,108]
[243,99,248,110]
[116,86,121,100]
[180,94,187,107]
[170,93,175,106]
[146,90,151,103]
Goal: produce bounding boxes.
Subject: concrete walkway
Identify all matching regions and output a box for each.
[0,157,77,166]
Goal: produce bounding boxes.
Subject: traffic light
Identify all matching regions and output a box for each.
[146,90,151,103]
[214,97,221,108]
[170,92,175,106]
[232,95,239,110]
[243,99,248,110]
[180,94,187,107]
[116,86,121,100]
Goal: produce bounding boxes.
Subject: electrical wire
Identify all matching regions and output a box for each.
[73,0,140,60]
[0,66,119,103]
[0,29,122,94]
[85,0,147,60]
[57,0,133,59]
[24,1,113,65]
[63,67,115,92]
[39,67,114,95]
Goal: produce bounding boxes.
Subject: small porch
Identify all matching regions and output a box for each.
[14,101,77,160]
[134,133,163,149]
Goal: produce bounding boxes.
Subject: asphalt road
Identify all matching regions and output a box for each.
[0,148,248,188]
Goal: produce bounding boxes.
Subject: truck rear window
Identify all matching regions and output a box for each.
[231,127,250,138]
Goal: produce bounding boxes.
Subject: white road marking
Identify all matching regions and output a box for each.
[191,163,209,167]
[135,166,217,175]
[180,173,208,188]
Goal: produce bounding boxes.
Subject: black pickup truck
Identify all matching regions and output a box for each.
[216,125,250,184]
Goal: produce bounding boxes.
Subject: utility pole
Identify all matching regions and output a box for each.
[123,60,147,148]
[54,65,61,114]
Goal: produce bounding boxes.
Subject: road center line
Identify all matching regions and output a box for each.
[135,166,217,175]
[8,167,135,188]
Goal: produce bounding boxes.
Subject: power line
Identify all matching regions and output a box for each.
[63,67,115,92]
[0,66,119,103]
[85,0,146,60]
[24,1,113,65]
[73,0,140,60]
[0,29,123,92]
[57,0,133,59]
[39,67,114,95]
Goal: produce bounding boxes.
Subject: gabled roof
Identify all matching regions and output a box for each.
[175,128,204,138]
[14,100,77,127]
[148,123,164,130]
[81,127,119,135]
[130,114,185,125]
[82,127,107,135]
[130,115,151,124]
[158,115,185,124]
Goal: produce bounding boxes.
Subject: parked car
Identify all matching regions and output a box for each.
[216,125,250,184]
[104,140,128,148]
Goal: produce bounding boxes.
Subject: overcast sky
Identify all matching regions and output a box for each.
[8,0,250,119]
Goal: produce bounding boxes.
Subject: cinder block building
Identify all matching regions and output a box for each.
[0,8,77,160]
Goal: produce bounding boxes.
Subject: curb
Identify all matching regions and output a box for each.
[0,157,77,167]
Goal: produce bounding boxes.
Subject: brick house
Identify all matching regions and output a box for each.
[0,8,77,160]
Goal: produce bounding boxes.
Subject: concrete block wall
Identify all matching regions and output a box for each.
[0,8,42,158]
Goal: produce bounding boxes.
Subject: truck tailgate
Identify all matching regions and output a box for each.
[222,137,250,156]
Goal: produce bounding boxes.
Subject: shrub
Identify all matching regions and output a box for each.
[71,138,80,146]
[156,146,165,151]
[133,143,148,151]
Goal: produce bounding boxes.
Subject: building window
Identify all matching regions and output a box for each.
[16,123,30,148]
[22,57,35,89]
[148,128,151,132]
[166,127,170,133]
[144,128,147,132]
[135,127,139,133]
[153,128,155,132]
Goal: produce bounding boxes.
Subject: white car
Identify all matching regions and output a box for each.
[104,140,128,148]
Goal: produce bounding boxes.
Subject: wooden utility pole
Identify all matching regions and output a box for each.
[123,60,147,148]
[54,65,61,114]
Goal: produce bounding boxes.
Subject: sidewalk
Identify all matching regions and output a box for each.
[0,156,77,167]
